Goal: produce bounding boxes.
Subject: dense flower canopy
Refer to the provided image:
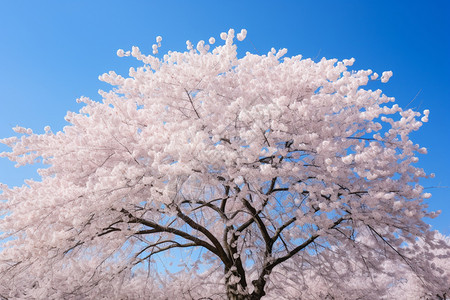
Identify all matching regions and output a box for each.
[0,29,448,299]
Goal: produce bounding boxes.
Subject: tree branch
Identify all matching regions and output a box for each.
[139,242,198,261]
[122,209,220,260]
[268,216,346,270]
[242,196,273,255]
[181,198,228,220]
[184,88,200,119]
[271,216,297,243]
[175,207,230,266]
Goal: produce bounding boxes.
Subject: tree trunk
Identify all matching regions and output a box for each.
[226,287,248,300]
[225,271,268,300]
[248,277,267,300]
[225,267,249,300]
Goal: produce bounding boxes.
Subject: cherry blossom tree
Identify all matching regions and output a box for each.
[0,29,448,299]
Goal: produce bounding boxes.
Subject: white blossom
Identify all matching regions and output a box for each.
[381,70,393,83]
[237,29,247,41]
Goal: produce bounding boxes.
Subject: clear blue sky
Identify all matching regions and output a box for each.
[0,1,449,234]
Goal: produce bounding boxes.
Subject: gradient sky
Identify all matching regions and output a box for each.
[0,0,449,234]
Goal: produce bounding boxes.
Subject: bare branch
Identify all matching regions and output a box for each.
[122,209,220,260]
[175,207,230,266]
[184,88,200,118]
[271,216,297,243]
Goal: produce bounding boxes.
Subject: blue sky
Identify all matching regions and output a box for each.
[0,1,449,234]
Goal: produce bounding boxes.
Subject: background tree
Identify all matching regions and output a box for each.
[0,29,448,299]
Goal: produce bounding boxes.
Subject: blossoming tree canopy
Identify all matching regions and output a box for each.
[0,29,448,299]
